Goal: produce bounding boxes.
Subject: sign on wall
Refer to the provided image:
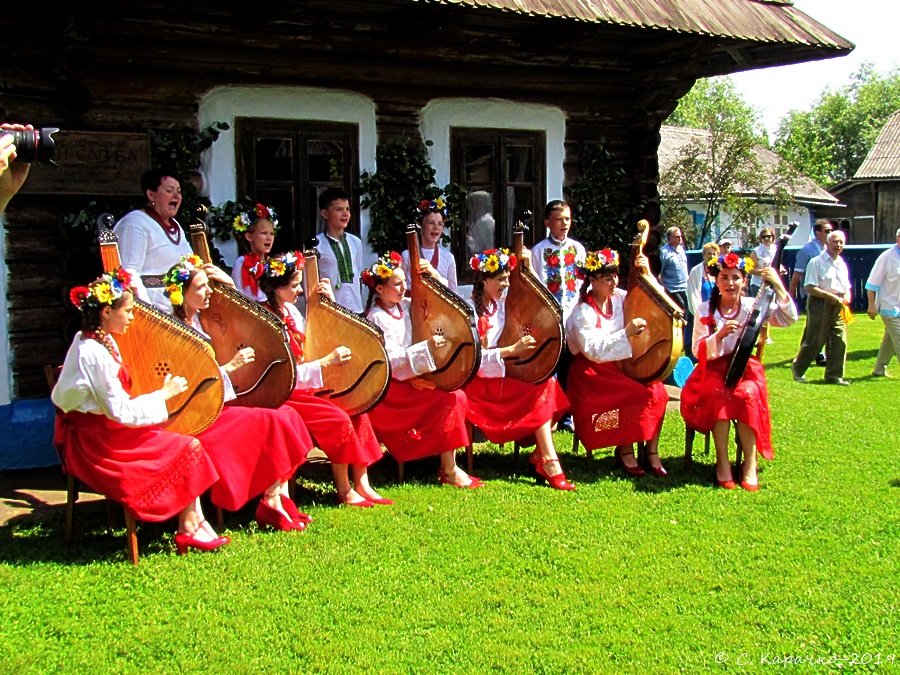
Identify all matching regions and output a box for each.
[20,131,150,195]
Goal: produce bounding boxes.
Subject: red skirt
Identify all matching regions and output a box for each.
[367,379,469,462]
[197,405,312,511]
[680,355,774,460]
[284,390,383,466]
[567,354,668,450]
[463,375,569,445]
[53,411,219,522]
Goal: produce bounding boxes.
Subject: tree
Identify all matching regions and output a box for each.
[774,63,900,185]
[660,77,797,248]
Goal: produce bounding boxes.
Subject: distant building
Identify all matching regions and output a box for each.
[820,109,900,243]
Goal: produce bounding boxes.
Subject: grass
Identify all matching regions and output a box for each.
[1,317,898,673]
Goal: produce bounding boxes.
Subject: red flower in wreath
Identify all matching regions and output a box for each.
[69,286,90,308]
[389,251,403,266]
[254,203,269,219]
[113,267,132,287]
[723,252,741,269]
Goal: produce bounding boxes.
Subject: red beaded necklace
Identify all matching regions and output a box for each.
[83,329,121,363]
[144,207,182,246]
[718,301,741,321]
[482,298,498,318]
[378,299,404,320]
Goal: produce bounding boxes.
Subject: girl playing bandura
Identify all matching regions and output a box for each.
[680,253,797,491]
[52,269,227,554]
[466,248,574,490]
[260,251,390,507]
[564,249,669,477]
[164,255,314,530]
[363,252,479,488]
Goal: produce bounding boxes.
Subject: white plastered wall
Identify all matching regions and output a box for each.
[198,86,378,264]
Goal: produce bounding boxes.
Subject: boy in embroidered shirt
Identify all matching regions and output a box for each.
[530,200,587,323]
[315,187,365,313]
[530,199,586,433]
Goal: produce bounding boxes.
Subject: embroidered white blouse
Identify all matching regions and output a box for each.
[565,289,633,364]
[692,295,797,360]
[367,299,436,381]
[281,302,325,390]
[401,247,459,293]
[114,209,193,311]
[51,333,169,426]
[466,294,509,379]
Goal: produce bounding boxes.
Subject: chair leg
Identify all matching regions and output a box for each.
[123,510,139,566]
[465,421,474,475]
[684,427,695,465]
[636,441,647,466]
[398,461,405,483]
[216,506,225,530]
[733,420,743,470]
[513,442,520,467]
[65,474,77,547]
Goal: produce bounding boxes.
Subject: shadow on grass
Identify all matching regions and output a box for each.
[766,347,879,370]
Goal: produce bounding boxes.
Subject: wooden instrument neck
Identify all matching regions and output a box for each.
[304,251,322,309]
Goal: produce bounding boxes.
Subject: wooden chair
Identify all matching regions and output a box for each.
[44,365,140,565]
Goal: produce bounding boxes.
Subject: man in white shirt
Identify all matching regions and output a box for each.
[792,230,852,385]
[314,187,364,313]
[865,227,900,377]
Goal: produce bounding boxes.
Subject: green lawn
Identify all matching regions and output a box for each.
[1,317,898,673]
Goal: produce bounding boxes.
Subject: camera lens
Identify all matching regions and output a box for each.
[2,127,59,164]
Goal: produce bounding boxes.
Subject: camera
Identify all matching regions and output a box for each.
[1,126,59,164]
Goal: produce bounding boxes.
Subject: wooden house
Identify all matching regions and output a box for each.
[819,109,900,243]
[0,0,852,467]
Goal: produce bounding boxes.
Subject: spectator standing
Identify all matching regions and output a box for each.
[865,227,900,377]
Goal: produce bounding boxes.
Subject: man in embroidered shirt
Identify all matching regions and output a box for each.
[792,230,852,385]
[658,227,689,311]
[530,200,587,323]
[315,187,364,313]
[866,227,900,377]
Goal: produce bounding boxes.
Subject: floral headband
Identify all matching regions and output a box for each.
[69,267,133,310]
[470,248,518,275]
[706,252,754,276]
[578,249,620,276]
[233,203,279,234]
[361,251,403,289]
[416,195,449,219]
[263,251,305,279]
[163,254,205,306]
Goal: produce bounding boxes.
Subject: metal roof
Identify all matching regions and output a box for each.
[853,110,900,179]
[659,125,840,204]
[426,0,853,50]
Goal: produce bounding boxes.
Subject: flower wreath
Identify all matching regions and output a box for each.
[232,203,279,234]
[577,248,620,277]
[163,254,205,306]
[706,252,754,276]
[416,195,449,220]
[69,268,133,310]
[361,251,403,289]
[470,248,518,276]
[263,250,305,279]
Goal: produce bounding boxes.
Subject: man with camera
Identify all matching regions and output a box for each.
[0,124,32,212]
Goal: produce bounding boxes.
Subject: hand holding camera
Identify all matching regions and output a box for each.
[1,122,57,212]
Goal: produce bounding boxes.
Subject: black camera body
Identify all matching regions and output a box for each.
[3,127,59,164]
